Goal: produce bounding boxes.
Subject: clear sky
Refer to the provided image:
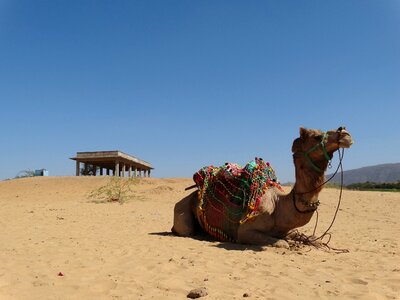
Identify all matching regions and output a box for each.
[1,0,399,182]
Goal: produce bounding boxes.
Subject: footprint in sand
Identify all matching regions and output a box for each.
[89,279,117,293]
[350,278,368,285]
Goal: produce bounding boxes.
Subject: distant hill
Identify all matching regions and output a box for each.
[327,163,400,186]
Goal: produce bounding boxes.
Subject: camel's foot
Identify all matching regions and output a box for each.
[237,229,290,249]
[271,239,290,249]
[171,224,194,237]
[171,226,178,236]
[171,215,196,237]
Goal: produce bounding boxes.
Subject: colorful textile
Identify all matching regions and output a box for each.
[194,157,283,242]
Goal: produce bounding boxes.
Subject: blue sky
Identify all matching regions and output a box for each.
[1,0,399,182]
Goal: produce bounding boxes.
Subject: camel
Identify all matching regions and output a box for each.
[172,127,353,248]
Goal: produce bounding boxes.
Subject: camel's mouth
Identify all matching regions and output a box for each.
[338,134,353,148]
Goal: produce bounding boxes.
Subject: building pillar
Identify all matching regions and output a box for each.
[115,161,120,177]
[106,168,110,176]
[128,165,132,177]
[76,161,80,176]
[122,164,126,177]
[134,167,137,177]
[148,169,151,177]
[84,163,89,175]
[100,168,103,176]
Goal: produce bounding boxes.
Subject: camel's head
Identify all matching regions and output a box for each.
[292,127,353,172]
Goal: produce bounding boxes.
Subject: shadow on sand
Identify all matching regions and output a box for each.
[148,231,265,252]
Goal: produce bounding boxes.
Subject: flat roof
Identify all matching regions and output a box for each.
[70,150,153,169]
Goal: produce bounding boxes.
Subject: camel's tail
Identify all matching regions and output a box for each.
[185,184,197,191]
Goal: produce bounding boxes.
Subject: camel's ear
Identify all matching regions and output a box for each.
[299,127,309,139]
[292,138,302,153]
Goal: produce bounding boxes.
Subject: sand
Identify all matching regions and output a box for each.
[0,176,399,299]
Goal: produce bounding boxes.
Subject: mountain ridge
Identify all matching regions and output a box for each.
[327,163,400,186]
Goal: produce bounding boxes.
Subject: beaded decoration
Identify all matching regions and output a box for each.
[194,157,283,242]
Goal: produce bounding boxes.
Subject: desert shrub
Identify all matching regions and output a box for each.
[324,182,342,189]
[346,181,400,191]
[88,177,139,204]
[15,169,35,179]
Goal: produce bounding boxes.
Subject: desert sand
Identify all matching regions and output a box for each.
[0,176,399,299]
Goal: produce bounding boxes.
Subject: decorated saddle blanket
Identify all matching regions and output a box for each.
[193,157,283,242]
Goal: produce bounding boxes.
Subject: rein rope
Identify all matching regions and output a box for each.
[290,148,349,253]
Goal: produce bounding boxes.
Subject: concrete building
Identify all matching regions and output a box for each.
[70,151,153,177]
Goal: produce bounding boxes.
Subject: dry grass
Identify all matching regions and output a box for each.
[87,177,139,204]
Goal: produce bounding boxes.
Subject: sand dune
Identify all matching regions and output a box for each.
[0,177,399,299]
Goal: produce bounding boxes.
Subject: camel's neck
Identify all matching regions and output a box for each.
[271,170,325,237]
[292,157,328,203]
[266,155,330,238]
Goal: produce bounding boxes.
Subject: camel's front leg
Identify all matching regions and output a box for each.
[237,227,289,249]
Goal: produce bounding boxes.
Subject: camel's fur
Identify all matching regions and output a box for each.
[172,127,353,248]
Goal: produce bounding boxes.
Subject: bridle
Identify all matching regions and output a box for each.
[303,132,331,173]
